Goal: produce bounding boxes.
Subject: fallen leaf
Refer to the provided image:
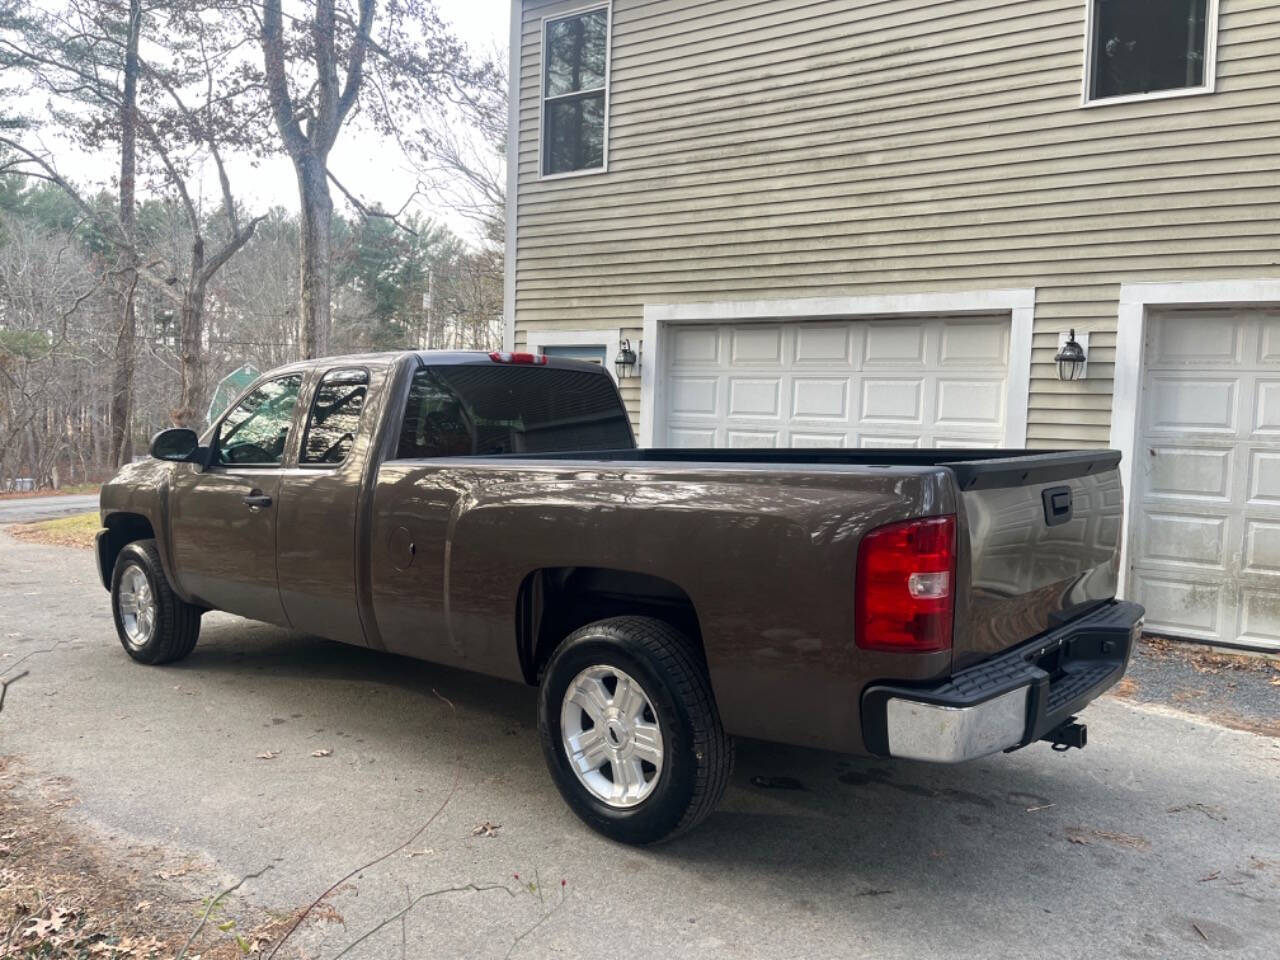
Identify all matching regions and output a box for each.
[135,900,151,912]
[256,751,280,760]
[312,748,332,758]
[1198,871,1220,882]
[472,820,501,838]
[1065,826,1149,850]
[406,848,434,858]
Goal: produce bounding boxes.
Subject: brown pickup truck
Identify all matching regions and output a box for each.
[98,350,1143,843]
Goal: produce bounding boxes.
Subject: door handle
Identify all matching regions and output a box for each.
[242,492,273,509]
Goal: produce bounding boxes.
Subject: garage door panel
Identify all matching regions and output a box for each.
[859,434,922,448]
[791,378,849,420]
[935,379,1005,428]
[727,378,781,418]
[795,324,855,366]
[1252,380,1280,436]
[1133,576,1226,639]
[670,327,720,366]
[1243,520,1280,574]
[668,377,718,417]
[1145,377,1238,434]
[667,426,717,448]
[861,378,924,424]
[1149,313,1244,366]
[790,431,847,448]
[1246,450,1280,506]
[1144,446,1232,501]
[1138,513,1226,570]
[1237,590,1280,652]
[940,320,1009,366]
[1254,314,1280,363]
[726,429,779,448]
[730,326,783,365]
[864,323,927,367]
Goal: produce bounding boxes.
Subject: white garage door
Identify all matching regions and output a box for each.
[660,316,1011,448]
[1131,307,1280,652]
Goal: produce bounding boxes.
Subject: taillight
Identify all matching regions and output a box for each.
[855,515,956,653]
[488,351,547,365]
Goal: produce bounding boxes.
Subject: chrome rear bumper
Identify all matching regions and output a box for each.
[862,601,1145,763]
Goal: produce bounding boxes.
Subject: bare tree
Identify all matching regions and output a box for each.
[252,0,480,358]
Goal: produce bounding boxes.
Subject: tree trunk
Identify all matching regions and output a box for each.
[176,246,207,428]
[108,0,141,468]
[296,154,332,359]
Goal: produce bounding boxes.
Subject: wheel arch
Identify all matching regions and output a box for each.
[515,567,705,686]
[98,512,157,591]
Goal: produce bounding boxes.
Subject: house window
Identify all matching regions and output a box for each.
[1086,0,1217,103]
[542,7,609,176]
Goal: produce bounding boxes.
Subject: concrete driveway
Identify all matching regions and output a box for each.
[0,493,98,523]
[1,531,1278,959]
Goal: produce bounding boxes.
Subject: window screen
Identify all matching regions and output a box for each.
[397,364,633,458]
[301,368,369,465]
[1089,0,1210,101]
[542,8,608,175]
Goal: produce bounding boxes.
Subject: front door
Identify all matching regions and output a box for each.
[169,373,304,625]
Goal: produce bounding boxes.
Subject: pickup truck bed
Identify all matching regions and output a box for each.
[98,349,1144,843]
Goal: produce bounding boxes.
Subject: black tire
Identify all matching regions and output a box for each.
[538,616,733,844]
[110,539,201,665]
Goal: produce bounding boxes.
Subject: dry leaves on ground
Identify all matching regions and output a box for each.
[311,748,332,758]
[256,751,279,760]
[471,821,501,838]
[1065,826,1151,851]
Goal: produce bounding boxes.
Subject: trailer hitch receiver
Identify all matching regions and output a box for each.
[1041,717,1087,752]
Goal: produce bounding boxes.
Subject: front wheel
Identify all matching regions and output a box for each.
[537,616,733,844]
[110,539,201,664]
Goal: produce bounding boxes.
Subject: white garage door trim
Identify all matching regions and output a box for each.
[1111,279,1280,618]
[639,290,1035,448]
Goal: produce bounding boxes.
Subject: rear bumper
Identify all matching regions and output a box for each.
[861,600,1145,763]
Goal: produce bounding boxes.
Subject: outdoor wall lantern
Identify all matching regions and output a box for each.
[615,338,639,380]
[1055,329,1088,382]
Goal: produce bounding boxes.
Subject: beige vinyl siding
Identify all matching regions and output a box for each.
[513,0,1280,447]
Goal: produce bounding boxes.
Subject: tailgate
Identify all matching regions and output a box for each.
[948,451,1124,670]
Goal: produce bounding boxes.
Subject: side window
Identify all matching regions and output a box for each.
[216,375,303,466]
[397,368,474,459]
[1086,0,1215,103]
[541,7,609,176]
[301,368,369,465]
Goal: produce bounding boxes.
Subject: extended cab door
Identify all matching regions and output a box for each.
[274,364,382,645]
[168,373,304,625]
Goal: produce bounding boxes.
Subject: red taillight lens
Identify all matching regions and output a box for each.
[488,351,547,365]
[855,515,956,653]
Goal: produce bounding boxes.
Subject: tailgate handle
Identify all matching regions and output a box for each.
[1042,486,1073,527]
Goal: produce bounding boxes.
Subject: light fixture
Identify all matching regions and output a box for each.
[614,338,638,380]
[1055,329,1088,382]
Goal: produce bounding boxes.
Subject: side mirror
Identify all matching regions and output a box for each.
[150,428,201,463]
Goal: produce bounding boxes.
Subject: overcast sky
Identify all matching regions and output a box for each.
[39,0,511,244]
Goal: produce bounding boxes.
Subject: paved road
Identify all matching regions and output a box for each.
[0,493,98,523]
[1,532,1278,959]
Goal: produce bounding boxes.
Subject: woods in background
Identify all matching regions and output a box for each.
[0,0,505,489]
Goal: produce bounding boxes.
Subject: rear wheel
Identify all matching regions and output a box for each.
[538,616,733,844]
[110,540,201,664]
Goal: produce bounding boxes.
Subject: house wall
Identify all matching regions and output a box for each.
[511,0,1280,446]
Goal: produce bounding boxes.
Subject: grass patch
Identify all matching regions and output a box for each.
[10,511,99,549]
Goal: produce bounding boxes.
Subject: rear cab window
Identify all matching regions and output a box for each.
[396,363,633,458]
[300,368,370,466]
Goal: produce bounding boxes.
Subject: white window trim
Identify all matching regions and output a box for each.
[526,328,622,383]
[537,1,613,181]
[1109,279,1280,599]
[640,289,1035,448]
[1081,0,1220,107]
